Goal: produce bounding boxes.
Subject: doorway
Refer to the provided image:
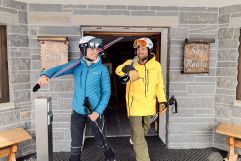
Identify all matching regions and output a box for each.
[82,27,168,144]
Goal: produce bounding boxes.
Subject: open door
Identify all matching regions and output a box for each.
[81,26,168,144]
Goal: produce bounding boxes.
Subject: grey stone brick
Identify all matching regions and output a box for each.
[169,40,185,46]
[58,93,73,98]
[8,49,30,58]
[88,5,105,9]
[216,89,236,95]
[219,40,239,49]
[53,113,71,122]
[196,76,216,83]
[9,58,30,71]
[170,117,213,124]
[0,6,17,14]
[156,12,178,16]
[73,9,108,15]
[31,60,41,70]
[52,122,70,129]
[175,97,214,108]
[217,62,237,68]
[218,28,240,40]
[31,55,40,61]
[215,95,235,104]
[179,7,218,12]
[169,70,196,82]
[18,11,28,24]
[13,83,30,90]
[8,25,28,34]
[57,99,72,110]
[169,82,187,92]
[54,140,70,152]
[231,12,241,18]
[170,28,188,39]
[128,6,149,10]
[30,28,37,36]
[8,34,29,47]
[39,26,80,35]
[109,10,130,15]
[189,25,218,33]
[11,74,30,84]
[168,124,188,134]
[150,6,178,11]
[217,49,239,61]
[20,110,31,120]
[179,12,217,24]
[170,58,182,68]
[216,68,237,77]
[131,11,155,16]
[169,134,196,143]
[188,33,217,40]
[106,5,126,10]
[215,105,231,119]
[63,5,87,9]
[29,4,62,12]
[49,80,74,92]
[53,130,65,140]
[196,135,212,143]
[217,77,237,89]
[2,0,27,11]
[218,14,230,24]
[0,110,20,126]
[13,90,31,102]
[169,45,183,59]
[195,109,214,116]
[231,105,241,118]
[188,85,215,95]
[219,4,241,15]
[232,117,241,125]
[29,38,39,48]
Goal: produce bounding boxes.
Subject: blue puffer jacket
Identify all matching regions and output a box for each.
[41,57,111,115]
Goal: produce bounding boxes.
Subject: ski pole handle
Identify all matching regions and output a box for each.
[32,84,40,92]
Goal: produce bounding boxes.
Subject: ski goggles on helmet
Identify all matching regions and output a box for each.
[79,38,103,49]
[133,39,147,48]
[88,38,103,49]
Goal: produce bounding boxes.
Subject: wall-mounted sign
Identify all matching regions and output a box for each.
[38,36,68,71]
[183,39,215,74]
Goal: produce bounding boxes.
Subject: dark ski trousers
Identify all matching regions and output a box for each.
[70,110,108,161]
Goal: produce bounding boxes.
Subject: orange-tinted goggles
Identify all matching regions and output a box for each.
[133,39,147,48]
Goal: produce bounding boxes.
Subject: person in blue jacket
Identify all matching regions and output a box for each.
[37,36,116,161]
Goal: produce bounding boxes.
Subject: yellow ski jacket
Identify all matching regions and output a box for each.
[115,54,167,116]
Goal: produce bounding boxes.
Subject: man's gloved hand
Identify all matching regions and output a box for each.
[159,103,167,113]
[129,70,139,82]
[122,65,136,74]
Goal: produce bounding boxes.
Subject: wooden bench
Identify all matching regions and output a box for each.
[216,123,241,161]
[0,128,32,161]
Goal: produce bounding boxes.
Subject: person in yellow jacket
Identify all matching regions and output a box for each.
[115,37,167,161]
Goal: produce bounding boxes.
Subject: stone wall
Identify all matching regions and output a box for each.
[214,4,241,151]
[168,8,218,148]
[0,0,32,159]
[27,3,221,151]
[1,0,241,158]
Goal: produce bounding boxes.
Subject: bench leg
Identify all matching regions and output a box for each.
[226,137,238,161]
[7,144,17,161]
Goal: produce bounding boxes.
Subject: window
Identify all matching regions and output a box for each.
[0,26,9,103]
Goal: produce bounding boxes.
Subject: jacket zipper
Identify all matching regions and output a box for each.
[144,65,147,97]
[84,67,89,97]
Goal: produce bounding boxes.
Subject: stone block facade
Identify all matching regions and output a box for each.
[0,0,240,158]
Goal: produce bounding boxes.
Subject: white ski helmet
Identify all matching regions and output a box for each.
[79,36,95,45]
[133,37,153,50]
[78,36,103,56]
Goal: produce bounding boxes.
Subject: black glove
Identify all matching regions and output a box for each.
[122,65,135,74]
